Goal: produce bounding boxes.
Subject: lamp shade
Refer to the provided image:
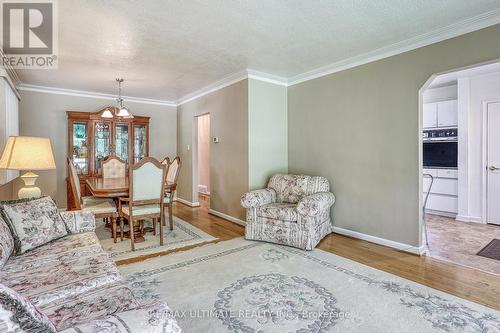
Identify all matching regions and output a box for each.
[0,136,56,171]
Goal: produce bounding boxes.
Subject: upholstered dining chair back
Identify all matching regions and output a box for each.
[67,158,82,209]
[164,156,182,184]
[130,157,166,202]
[102,156,126,179]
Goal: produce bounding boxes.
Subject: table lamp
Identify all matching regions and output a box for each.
[0,136,56,199]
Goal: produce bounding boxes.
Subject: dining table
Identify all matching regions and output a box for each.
[85,176,176,243]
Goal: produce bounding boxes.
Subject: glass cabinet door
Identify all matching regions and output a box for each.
[134,124,147,163]
[71,122,89,174]
[114,123,130,166]
[94,121,111,174]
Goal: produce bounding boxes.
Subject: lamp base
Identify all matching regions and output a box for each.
[18,171,42,199]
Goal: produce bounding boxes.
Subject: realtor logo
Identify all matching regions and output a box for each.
[1,0,58,68]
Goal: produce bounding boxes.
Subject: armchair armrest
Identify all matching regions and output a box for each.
[296,192,335,217]
[59,302,181,333]
[240,188,277,208]
[60,210,96,234]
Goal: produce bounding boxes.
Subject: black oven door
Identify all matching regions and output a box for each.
[423,141,457,168]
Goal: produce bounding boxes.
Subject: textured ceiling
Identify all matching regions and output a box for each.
[16,0,500,101]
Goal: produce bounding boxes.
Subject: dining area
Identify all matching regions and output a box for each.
[66,106,182,252]
[67,155,182,251]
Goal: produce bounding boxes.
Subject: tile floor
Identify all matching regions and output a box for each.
[425,214,500,276]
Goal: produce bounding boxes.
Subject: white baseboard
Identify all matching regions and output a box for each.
[332,226,426,255]
[174,197,200,207]
[455,215,483,223]
[208,209,246,226]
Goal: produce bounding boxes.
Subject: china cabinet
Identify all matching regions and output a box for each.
[67,107,149,208]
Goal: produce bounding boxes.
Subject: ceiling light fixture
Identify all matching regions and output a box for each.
[116,78,133,118]
[101,108,114,118]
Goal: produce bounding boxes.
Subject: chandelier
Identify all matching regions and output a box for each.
[116,78,133,118]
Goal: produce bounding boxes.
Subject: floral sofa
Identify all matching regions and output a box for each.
[241,174,335,250]
[0,207,180,332]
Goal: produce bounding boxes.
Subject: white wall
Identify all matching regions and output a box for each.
[458,72,500,221]
[0,78,19,184]
[197,113,210,193]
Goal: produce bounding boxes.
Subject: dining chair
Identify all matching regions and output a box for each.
[67,158,122,242]
[102,156,126,179]
[161,156,181,230]
[118,157,167,251]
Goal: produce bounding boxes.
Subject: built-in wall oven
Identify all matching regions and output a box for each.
[423,128,458,168]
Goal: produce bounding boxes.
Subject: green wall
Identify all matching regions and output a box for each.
[248,79,288,190]
[288,24,500,247]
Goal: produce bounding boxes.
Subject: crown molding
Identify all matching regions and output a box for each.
[176,69,288,106]
[176,70,248,106]
[288,8,500,85]
[16,83,177,106]
[247,69,288,86]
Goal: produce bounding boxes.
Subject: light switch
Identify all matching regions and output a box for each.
[187,145,190,151]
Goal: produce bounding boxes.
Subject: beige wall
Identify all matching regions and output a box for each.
[177,80,248,220]
[197,113,210,193]
[288,24,500,247]
[18,90,177,207]
[248,79,288,189]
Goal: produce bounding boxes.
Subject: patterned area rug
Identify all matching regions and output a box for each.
[96,217,217,261]
[119,238,500,333]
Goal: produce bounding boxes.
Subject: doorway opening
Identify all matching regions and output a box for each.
[419,59,500,276]
[196,113,211,210]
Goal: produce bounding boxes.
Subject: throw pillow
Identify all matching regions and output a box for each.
[0,215,14,268]
[0,283,56,332]
[0,197,68,255]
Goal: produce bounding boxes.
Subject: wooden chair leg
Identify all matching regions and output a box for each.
[130,218,135,251]
[120,218,124,241]
[159,214,164,246]
[153,218,156,235]
[112,216,117,243]
[168,203,173,231]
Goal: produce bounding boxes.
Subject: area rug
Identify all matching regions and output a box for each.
[119,238,500,333]
[477,239,500,261]
[96,217,217,261]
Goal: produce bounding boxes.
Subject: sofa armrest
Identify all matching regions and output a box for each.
[59,302,181,333]
[59,210,96,234]
[296,192,335,217]
[241,188,277,208]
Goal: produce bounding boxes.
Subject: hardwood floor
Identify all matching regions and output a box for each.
[171,200,500,311]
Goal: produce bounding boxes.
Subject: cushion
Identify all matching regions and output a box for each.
[0,215,14,268]
[257,203,298,221]
[0,233,121,308]
[41,284,141,331]
[121,204,161,217]
[267,174,330,204]
[0,197,68,255]
[81,200,116,215]
[0,283,56,332]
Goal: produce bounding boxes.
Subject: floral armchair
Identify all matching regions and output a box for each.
[241,174,335,250]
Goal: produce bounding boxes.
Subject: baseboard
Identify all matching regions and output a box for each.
[332,226,426,255]
[208,209,246,226]
[455,215,483,223]
[174,197,200,207]
[425,209,457,218]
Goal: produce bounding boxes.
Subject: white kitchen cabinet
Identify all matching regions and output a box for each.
[437,100,458,127]
[423,177,458,196]
[424,194,458,214]
[423,168,458,216]
[423,103,438,128]
[422,100,457,129]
